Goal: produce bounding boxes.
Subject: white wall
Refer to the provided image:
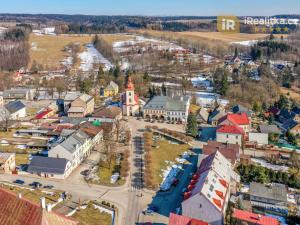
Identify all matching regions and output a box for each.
[216,132,242,146]
[249,132,268,145]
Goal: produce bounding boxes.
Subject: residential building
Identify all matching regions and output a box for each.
[208,110,226,126]
[232,209,279,225]
[92,106,122,123]
[216,125,244,146]
[249,182,288,212]
[121,76,140,116]
[218,112,250,133]
[3,88,36,100]
[0,188,78,225]
[181,151,240,225]
[0,153,15,173]
[231,104,253,117]
[143,95,190,122]
[203,141,240,165]
[248,132,268,145]
[27,156,72,179]
[68,94,94,118]
[197,107,209,124]
[4,100,26,119]
[290,123,300,136]
[169,213,209,225]
[102,81,119,97]
[259,124,281,135]
[63,91,81,111]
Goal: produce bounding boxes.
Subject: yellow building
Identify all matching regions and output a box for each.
[103,81,119,97]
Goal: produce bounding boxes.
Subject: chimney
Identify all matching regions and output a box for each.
[18,193,22,199]
[40,197,46,209]
[46,203,52,212]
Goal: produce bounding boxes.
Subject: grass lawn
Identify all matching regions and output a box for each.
[1,184,61,204]
[15,153,29,165]
[149,139,190,186]
[72,203,112,225]
[94,158,125,186]
[29,34,93,70]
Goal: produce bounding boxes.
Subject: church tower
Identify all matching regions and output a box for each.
[122,76,139,116]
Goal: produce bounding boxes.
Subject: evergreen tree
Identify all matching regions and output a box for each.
[143,71,150,83]
[186,113,198,137]
[220,73,228,96]
[113,64,120,79]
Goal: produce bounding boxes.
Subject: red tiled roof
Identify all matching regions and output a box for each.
[212,198,222,209]
[126,76,134,90]
[217,125,244,135]
[35,109,53,119]
[232,209,279,225]
[219,113,250,125]
[0,188,78,225]
[169,213,209,225]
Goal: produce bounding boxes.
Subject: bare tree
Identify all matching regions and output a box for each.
[0,109,11,132]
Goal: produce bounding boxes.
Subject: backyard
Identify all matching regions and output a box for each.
[72,202,112,225]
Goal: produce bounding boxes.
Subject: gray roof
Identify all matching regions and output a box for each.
[232,104,252,117]
[143,96,190,111]
[4,100,25,114]
[60,130,90,154]
[259,124,281,134]
[28,156,69,174]
[250,182,287,202]
[64,92,81,101]
[198,107,209,122]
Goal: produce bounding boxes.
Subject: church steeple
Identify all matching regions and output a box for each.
[126,76,134,90]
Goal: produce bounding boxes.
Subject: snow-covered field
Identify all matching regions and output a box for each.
[231,40,258,46]
[78,43,113,72]
[251,158,289,172]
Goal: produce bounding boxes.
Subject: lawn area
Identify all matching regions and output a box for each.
[72,203,112,225]
[94,157,125,186]
[15,153,29,165]
[0,129,16,139]
[1,184,61,204]
[149,139,190,186]
[29,34,93,70]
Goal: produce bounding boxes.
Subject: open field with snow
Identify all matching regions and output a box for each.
[29,34,93,70]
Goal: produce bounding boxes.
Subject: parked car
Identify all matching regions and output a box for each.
[13,179,25,185]
[29,181,42,188]
[143,209,154,215]
[43,185,54,189]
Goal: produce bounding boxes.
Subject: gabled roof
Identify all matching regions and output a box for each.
[232,105,252,117]
[250,182,287,202]
[105,81,119,91]
[93,106,122,119]
[218,113,250,126]
[232,209,279,225]
[35,109,53,119]
[203,141,239,164]
[169,213,209,225]
[0,188,78,225]
[28,156,69,175]
[259,124,281,134]
[5,100,26,114]
[279,118,298,131]
[217,125,244,135]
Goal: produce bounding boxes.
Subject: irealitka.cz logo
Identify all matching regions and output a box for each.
[217,16,240,33]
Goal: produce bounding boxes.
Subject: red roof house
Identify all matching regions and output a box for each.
[169,213,209,225]
[218,112,250,133]
[232,209,279,225]
[217,125,244,135]
[0,188,78,225]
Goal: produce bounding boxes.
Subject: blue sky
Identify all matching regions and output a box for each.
[1,0,299,16]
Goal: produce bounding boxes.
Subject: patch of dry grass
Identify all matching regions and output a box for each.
[99,34,134,45]
[280,86,300,102]
[29,34,93,70]
[15,153,29,165]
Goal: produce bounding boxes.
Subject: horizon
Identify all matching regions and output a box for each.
[1,0,300,16]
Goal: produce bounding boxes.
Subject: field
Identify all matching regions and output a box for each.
[134,29,286,43]
[149,139,190,186]
[99,34,134,45]
[29,34,93,70]
[280,86,300,102]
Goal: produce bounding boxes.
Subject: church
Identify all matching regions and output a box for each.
[121,76,140,116]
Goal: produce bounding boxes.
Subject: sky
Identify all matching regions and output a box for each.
[0,0,299,16]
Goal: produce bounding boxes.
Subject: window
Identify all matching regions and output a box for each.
[226,134,229,138]
[236,135,238,139]
[209,184,214,192]
[207,193,211,198]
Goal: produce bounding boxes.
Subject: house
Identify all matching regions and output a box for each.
[143,95,190,122]
[3,88,36,100]
[63,91,82,111]
[248,132,268,145]
[121,76,140,116]
[92,106,122,122]
[218,112,250,133]
[232,209,279,225]
[27,156,72,179]
[4,100,26,119]
[0,188,78,225]
[169,213,209,225]
[181,151,240,225]
[102,81,119,97]
[0,152,15,173]
[68,94,94,118]
[249,182,288,213]
[197,108,209,124]
[216,125,244,146]
[208,110,226,126]
[279,118,298,133]
[290,123,300,136]
[202,141,240,165]
[231,105,252,117]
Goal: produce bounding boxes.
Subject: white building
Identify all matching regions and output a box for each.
[182,151,240,225]
[216,125,244,147]
[248,132,268,145]
[121,76,140,116]
[143,95,190,122]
